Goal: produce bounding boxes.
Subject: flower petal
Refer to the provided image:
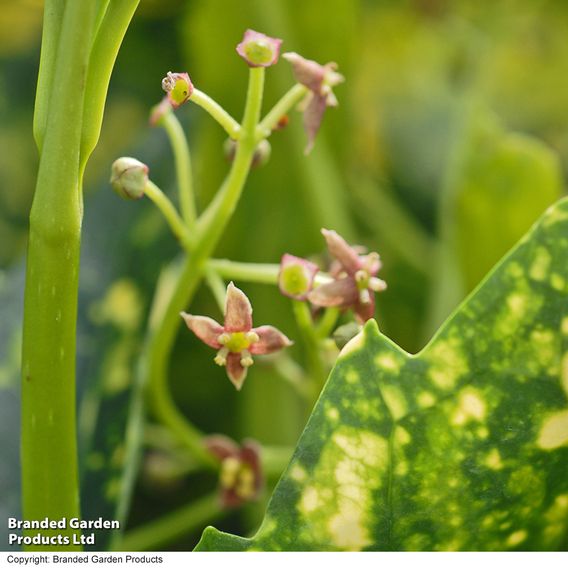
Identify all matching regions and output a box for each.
[204,434,239,462]
[321,229,362,275]
[249,325,293,355]
[224,282,253,332]
[240,440,264,494]
[354,293,376,323]
[283,52,326,93]
[180,313,223,348]
[308,277,358,308]
[225,353,248,390]
[302,93,328,154]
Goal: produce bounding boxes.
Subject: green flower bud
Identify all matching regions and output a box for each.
[278,254,319,300]
[110,157,148,200]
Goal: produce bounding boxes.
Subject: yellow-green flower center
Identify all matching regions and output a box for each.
[281,264,310,296]
[220,331,252,353]
[244,40,274,65]
[170,79,190,106]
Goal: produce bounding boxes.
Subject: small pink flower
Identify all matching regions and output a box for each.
[236,30,282,68]
[205,435,263,509]
[161,71,193,109]
[278,254,319,300]
[308,229,386,322]
[283,52,344,153]
[181,282,292,390]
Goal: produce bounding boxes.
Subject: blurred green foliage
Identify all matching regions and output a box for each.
[1,0,567,551]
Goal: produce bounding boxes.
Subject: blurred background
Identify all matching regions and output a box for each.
[0,0,567,551]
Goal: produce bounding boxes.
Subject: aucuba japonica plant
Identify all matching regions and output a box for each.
[108,29,386,532]
[20,5,567,552]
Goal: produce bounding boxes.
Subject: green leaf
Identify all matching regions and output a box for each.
[196,197,568,551]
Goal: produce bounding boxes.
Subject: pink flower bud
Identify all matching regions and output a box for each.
[236,29,282,68]
[278,254,319,300]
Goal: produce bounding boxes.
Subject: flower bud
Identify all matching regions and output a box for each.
[110,157,148,200]
[149,97,171,126]
[224,138,272,169]
[161,71,193,109]
[236,30,282,68]
[278,254,319,300]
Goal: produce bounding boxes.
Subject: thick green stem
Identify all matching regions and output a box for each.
[191,89,241,139]
[160,110,197,228]
[22,0,96,550]
[144,181,193,251]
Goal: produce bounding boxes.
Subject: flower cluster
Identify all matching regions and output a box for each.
[279,229,386,323]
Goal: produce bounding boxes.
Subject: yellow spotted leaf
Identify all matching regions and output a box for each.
[196,198,568,551]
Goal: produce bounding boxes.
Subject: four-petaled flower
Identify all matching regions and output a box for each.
[236,29,282,68]
[181,282,292,390]
[205,435,263,509]
[283,52,344,154]
[308,229,386,322]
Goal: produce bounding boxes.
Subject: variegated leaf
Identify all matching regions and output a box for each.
[196,198,568,551]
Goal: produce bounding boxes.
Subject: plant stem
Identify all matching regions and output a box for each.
[207,259,280,284]
[160,110,197,228]
[146,255,217,469]
[145,68,266,468]
[144,181,193,251]
[196,68,265,240]
[256,83,307,140]
[22,0,96,550]
[80,0,140,167]
[292,300,327,390]
[207,258,331,287]
[205,267,227,313]
[115,493,224,552]
[33,0,65,152]
[191,89,241,139]
[316,307,340,339]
